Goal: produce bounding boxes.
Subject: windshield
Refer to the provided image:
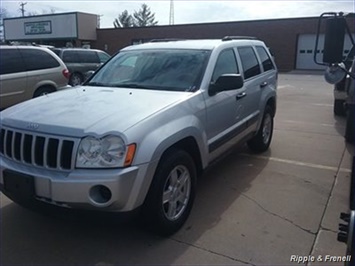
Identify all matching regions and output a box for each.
[86,49,210,92]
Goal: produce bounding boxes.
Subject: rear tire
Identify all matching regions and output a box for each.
[247,105,274,152]
[141,149,196,236]
[334,99,346,116]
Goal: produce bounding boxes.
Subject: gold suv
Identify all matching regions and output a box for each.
[0,45,70,110]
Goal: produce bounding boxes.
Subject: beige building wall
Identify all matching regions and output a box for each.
[77,13,97,41]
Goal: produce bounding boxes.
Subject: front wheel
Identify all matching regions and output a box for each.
[141,149,196,236]
[33,86,55,98]
[247,105,274,152]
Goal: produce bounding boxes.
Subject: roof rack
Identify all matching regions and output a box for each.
[150,38,187,43]
[222,36,258,41]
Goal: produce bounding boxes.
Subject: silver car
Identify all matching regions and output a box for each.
[0,38,277,235]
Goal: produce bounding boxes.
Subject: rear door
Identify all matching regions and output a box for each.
[235,46,264,131]
[0,48,27,109]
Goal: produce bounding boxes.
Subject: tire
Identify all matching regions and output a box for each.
[69,73,83,86]
[334,99,346,116]
[345,104,354,143]
[33,86,55,98]
[247,105,274,152]
[141,149,197,236]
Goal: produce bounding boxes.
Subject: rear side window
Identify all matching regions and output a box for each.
[77,50,100,63]
[62,50,80,63]
[238,46,261,79]
[256,46,275,72]
[0,49,26,74]
[20,49,60,71]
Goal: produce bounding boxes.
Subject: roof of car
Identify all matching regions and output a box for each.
[122,38,265,51]
[51,47,105,52]
[0,45,51,50]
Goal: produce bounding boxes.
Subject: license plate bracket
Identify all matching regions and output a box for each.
[3,170,35,201]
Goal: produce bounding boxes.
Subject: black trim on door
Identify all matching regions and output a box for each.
[208,114,259,153]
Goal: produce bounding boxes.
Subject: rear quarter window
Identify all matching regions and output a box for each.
[237,46,261,79]
[19,49,60,71]
[256,46,275,72]
[0,49,26,74]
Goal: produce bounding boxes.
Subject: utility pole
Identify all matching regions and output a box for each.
[169,0,174,25]
[19,2,27,17]
[97,14,103,28]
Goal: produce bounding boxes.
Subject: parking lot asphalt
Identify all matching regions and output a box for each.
[1,73,353,266]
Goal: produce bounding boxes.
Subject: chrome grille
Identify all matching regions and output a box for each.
[0,128,77,170]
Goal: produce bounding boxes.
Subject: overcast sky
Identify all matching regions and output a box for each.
[2,0,354,28]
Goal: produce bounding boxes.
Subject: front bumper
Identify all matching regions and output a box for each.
[0,155,151,212]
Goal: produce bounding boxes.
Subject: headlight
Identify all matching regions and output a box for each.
[76,135,135,168]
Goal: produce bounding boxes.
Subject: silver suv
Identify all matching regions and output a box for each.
[0,37,277,235]
[0,46,70,110]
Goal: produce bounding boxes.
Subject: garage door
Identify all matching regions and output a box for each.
[296,34,354,70]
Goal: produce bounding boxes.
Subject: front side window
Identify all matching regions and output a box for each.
[238,46,261,79]
[97,52,110,63]
[256,46,275,72]
[87,49,211,92]
[211,49,239,82]
[20,49,60,71]
[0,49,26,74]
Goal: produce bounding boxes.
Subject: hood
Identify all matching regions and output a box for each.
[1,86,189,137]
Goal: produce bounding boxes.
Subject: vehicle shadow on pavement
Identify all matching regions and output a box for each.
[0,144,269,265]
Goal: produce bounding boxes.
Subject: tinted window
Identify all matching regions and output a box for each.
[0,49,26,74]
[212,49,239,82]
[19,49,60,71]
[256,46,274,72]
[77,50,99,63]
[238,47,261,79]
[97,52,110,63]
[62,50,80,63]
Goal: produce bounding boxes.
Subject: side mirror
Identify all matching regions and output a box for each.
[84,70,95,82]
[209,74,244,96]
[323,17,346,64]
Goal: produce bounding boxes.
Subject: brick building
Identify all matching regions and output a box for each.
[4,13,354,72]
[93,16,354,72]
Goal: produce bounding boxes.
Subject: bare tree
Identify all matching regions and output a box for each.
[133,3,158,27]
[0,7,9,26]
[113,10,133,28]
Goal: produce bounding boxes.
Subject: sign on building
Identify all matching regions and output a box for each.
[24,21,52,35]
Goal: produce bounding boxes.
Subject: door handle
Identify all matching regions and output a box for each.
[236,92,247,100]
[260,82,268,88]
